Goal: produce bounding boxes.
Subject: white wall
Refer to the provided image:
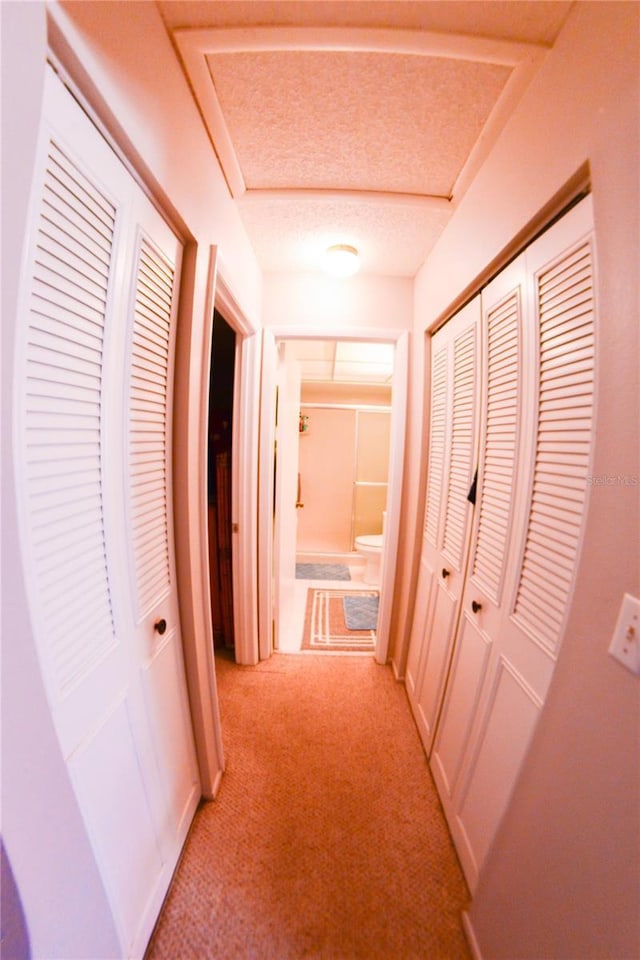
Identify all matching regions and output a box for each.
[400,3,639,957]
[263,271,413,333]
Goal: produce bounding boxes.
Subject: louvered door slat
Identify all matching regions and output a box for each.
[38,211,111,269]
[513,241,595,652]
[35,241,111,296]
[137,280,172,313]
[31,283,107,330]
[471,289,520,602]
[442,325,477,566]
[134,299,171,334]
[424,348,448,544]
[527,527,577,562]
[131,344,168,377]
[21,140,117,697]
[128,237,176,620]
[33,259,108,309]
[43,178,114,248]
[41,194,113,262]
[28,307,104,348]
[30,490,102,520]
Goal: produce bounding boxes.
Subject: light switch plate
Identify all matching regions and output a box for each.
[608,593,640,676]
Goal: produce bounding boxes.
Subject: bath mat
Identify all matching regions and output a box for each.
[302,589,377,653]
[343,594,379,631]
[295,563,351,581]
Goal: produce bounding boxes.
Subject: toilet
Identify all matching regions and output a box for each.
[355,512,386,585]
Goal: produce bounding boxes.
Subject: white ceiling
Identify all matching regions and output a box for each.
[289,339,395,384]
[158,1,573,277]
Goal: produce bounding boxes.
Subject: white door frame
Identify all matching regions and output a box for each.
[212,263,261,667]
[257,327,408,665]
[172,245,260,800]
[257,330,278,660]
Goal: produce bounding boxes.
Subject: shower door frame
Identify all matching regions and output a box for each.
[296,401,392,556]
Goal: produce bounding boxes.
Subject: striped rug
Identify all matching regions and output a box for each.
[302,588,378,653]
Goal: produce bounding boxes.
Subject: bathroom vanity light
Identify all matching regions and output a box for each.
[324,244,360,277]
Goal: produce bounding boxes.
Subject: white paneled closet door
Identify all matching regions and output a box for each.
[15,66,199,958]
[430,196,596,890]
[405,296,481,751]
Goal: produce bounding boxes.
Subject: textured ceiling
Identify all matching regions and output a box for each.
[238,190,452,276]
[207,50,511,196]
[159,1,574,277]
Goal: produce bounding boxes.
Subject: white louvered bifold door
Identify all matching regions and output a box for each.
[406,297,481,752]
[129,237,173,619]
[123,212,200,850]
[512,232,596,652]
[430,196,596,892]
[15,67,198,959]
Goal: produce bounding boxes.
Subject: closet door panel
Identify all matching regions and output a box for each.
[416,579,460,744]
[405,555,433,702]
[431,196,596,892]
[430,613,491,798]
[406,297,481,753]
[513,231,596,657]
[18,122,127,751]
[456,660,541,875]
[67,700,165,948]
[406,340,448,729]
[123,210,200,850]
[16,67,199,957]
[423,345,449,547]
[430,256,528,881]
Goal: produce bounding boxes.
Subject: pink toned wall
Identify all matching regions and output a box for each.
[301,383,392,406]
[262,272,413,332]
[50,0,262,322]
[398,3,639,957]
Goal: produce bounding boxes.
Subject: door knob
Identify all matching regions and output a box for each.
[471,601,482,614]
[154,618,167,635]
[442,568,450,579]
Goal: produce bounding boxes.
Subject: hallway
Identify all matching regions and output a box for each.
[146,653,471,959]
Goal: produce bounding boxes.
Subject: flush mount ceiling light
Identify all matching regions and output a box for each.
[324,244,360,277]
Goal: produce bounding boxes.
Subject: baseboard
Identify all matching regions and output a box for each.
[462,910,483,960]
[210,770,224,800]
[391,656,403,681]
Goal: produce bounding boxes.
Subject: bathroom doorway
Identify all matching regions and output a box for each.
[271,339,396,655]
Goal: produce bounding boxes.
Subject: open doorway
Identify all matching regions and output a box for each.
[207,308,236,653]
[272,339,394,655]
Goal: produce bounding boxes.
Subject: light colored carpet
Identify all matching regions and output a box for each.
[145,653,471,960]
[302,588,377,652]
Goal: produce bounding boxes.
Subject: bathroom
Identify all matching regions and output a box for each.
[297,385,390,579]
[275,340,393,653]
